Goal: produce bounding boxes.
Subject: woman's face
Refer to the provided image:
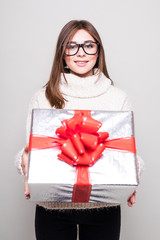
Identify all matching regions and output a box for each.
[64,29,98,77]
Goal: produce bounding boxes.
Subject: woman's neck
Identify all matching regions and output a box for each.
[70,68,94,78]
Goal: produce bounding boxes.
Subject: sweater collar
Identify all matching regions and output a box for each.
[60,71,112,98]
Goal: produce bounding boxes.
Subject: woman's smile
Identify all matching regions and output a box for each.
[74,60,89,67]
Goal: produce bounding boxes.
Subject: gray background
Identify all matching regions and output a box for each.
[0,0,159,239]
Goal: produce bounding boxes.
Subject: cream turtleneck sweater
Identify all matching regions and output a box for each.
[16,71,143,210]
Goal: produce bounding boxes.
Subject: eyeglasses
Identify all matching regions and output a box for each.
[64,41,99,56]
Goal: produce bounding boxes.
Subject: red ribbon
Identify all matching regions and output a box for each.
[29,110,136,202]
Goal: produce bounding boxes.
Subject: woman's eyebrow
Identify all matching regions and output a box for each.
[68,40,95,43]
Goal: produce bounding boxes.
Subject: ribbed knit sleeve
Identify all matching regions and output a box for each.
[15,92,40,175]
[121,96,132,111]
[15,147,25,175]
[120,95,144,179]
[25,92,40,142]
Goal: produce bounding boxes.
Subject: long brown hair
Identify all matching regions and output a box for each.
[45,20,113,108]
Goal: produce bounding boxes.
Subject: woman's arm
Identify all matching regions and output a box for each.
[121,95,144,207]
[15,91,40,175]
[15,91,41,199]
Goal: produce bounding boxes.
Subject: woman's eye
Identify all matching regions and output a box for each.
[70,45,76,49]
[85,44,93,48]
[67,44,76,49]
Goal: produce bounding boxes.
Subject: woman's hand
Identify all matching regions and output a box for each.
[21,144,30,199]
[127,190,136,207]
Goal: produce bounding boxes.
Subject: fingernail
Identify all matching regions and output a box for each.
[25,194,30,199]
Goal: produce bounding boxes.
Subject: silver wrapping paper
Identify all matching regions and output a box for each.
[28,109,138,203]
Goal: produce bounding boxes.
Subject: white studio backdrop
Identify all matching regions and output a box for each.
[0,0,160,239]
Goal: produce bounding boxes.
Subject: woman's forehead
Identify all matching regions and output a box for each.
[69,29,95,43]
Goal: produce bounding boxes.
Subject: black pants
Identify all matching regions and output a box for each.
[35,205,121,240]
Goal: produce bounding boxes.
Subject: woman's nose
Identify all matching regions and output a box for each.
[77,46,86,56]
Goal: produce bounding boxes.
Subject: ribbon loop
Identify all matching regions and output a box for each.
[71,133,85,155]
[61,139,78,161]
[97,132,109,143]
[80,133,98,150]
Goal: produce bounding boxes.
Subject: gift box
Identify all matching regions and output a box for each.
[28,109,138,204]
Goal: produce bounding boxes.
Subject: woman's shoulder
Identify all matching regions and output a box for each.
[32,87,46,99]
[102,79,132,110]
[109,83,128,99]
[29,87,50,108]
[101,73,128,99]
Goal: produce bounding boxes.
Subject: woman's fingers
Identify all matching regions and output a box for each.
[24,175,30,199]
[128,190,136,207]
[21,144,30,199]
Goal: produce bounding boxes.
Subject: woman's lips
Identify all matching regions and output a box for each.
[74,61,88,67]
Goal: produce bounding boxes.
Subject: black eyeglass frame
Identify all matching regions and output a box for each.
[64,42,100,56]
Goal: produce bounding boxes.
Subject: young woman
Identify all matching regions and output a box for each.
[16,20,142,240]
